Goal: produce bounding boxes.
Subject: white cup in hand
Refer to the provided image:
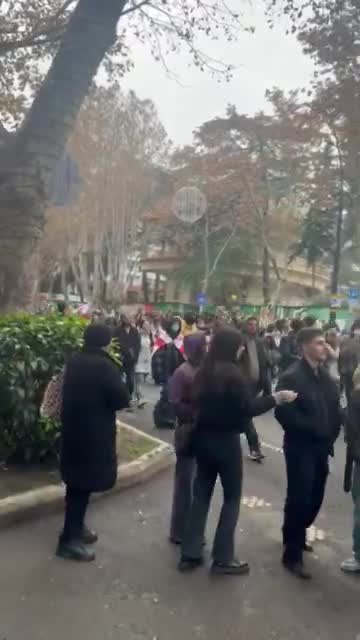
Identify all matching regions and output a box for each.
[274,390,298,405]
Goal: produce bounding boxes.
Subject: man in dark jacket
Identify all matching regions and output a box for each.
[276,327,342,579]
[114,314,141,399]
[241,316,271,461]
[58,324,129,561]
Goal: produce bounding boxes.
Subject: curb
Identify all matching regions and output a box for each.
[0,423,174,530]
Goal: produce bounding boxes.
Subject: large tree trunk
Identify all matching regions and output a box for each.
[0,0,128,309]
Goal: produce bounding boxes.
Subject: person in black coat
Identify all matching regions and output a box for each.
[179,328,296,575]
[114,314,141,399]
[275,327,342,579]
[57,324,130,562]
[153,317,185,430]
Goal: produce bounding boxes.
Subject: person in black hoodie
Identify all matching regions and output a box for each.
[58,324,130,562]
[276,327,342,579]
[114,314,141,399]
[179,328,296,575]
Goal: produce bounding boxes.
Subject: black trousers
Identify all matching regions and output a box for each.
[62,486,91,542]
[246,419,261,453]
[245,383,262,454]
[283,441,329,564]
[181,433,243,564]
[170,454,196,542]
[124,366,135,397]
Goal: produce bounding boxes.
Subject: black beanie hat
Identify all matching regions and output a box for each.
[84,323,112,349]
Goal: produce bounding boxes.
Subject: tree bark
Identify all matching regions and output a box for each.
[262,246,271,306]
[0,0,128,309]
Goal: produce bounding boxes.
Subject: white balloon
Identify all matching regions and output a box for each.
[172,186,207,224]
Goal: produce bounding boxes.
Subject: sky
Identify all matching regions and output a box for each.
[122,0,314,146]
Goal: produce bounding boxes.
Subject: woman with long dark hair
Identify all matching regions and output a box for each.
[179,327,296,575]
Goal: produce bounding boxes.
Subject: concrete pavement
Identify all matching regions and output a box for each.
[1,383,360,640]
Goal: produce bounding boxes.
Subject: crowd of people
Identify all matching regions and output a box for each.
[52,304,360,581]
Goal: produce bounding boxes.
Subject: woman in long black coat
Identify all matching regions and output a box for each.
[57,323,129,562]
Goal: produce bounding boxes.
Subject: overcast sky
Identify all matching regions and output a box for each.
[122,0,314,146]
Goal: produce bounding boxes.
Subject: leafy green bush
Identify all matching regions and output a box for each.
[0,314,86,463]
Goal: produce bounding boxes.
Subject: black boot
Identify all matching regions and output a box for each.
[282,559,312,580]
[56,538,95,562]
[282,545,311,579]
[82,527,98,545]
[178,557,204,573]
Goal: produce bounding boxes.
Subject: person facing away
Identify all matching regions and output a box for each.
[339,319,360,404]
[240,316,271,461]
[275,327,342,580]
[179,328,296,576]
[114,314,141,399]
[168,332,207,545]
[57,324,130,562]
[279,318,303,373]
[341,366,360,573]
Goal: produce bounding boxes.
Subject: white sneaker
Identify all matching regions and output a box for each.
[341,556,360,573]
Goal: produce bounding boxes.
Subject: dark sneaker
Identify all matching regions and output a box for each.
[178,557,204,573]
[211,559,250,575]
[303,542,314,553]
[56,539,95,562]
[282,560,312,580]
[82,527,98,545]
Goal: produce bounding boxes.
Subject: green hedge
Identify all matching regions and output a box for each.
[0,314,86,463]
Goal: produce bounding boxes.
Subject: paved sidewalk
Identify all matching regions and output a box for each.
[1,467,360,640]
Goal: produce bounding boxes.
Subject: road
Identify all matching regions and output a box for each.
[1,383,360,640]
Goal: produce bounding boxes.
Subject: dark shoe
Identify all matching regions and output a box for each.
[249,450,264,462]
[283,560,312,580]
[178,557,204,573]
[56,539,96,562]
[303,542,314,553]
[82,527,98,545]
[211,559,250,576]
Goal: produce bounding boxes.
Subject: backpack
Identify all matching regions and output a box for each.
[40,369,65,421]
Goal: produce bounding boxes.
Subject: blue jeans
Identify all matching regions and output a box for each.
[352,462,360,561]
